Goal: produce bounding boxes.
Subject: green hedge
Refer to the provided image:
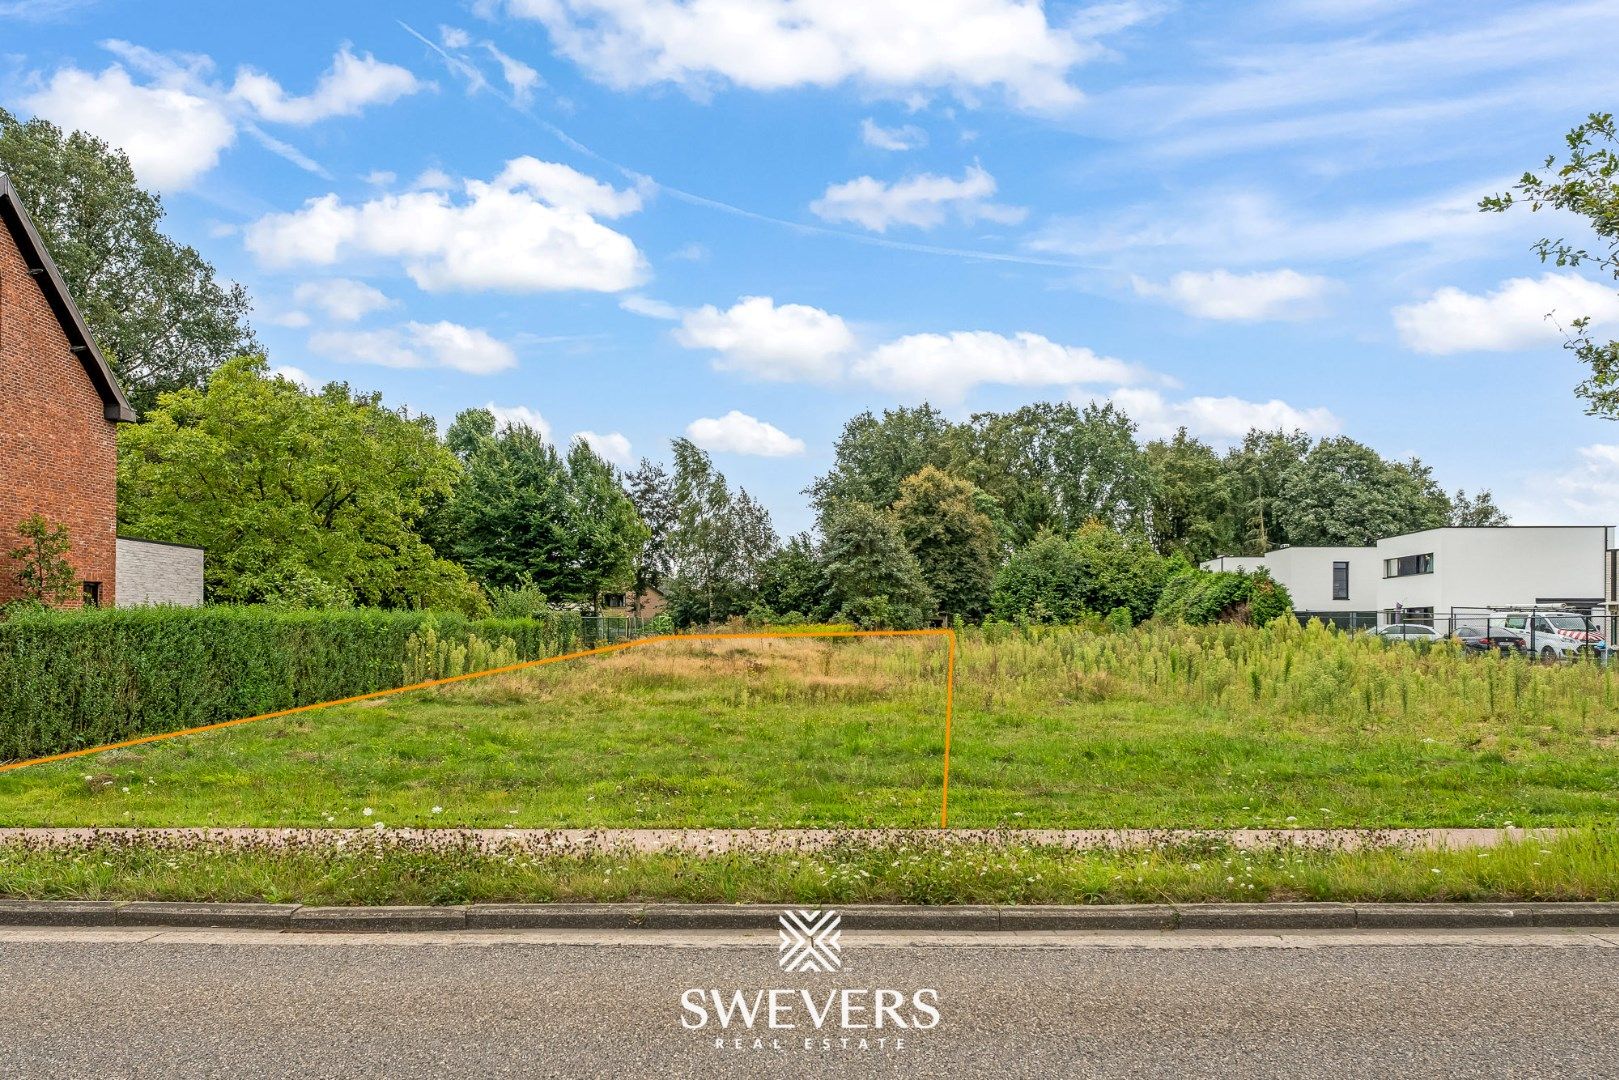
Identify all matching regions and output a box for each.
[0,606,585,762]
[1152,568,1293,626]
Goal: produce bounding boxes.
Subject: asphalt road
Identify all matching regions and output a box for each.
[0,926,1616,1079]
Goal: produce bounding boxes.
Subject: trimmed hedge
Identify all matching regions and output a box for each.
[0,606,585,762]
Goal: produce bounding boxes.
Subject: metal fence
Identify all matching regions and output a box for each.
[579,615,649,645]
[1310,604,1614,660]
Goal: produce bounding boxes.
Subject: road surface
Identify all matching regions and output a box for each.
[0,925,1615,1078]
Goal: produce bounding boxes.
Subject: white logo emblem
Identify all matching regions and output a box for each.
[777,909,842,973]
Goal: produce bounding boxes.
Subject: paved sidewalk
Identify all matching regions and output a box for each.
[0,825,1563,853]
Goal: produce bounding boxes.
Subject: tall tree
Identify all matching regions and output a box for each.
[967,402,1149,543]
[820,501,933,628]
[1224,429,1314,553]
[624,458,677,604]
[1274,437,1450,547]
[808,405,969,522]
[0,108,257,413]
[117,358,481,611]
[757,534,824,618]
[666,439,778,623]
[438,411,645,604]
[1482,112,1619,417]
[1143,429,1234,561]
[566,440,650,608]
[1449,489,1510,527]
[890,466,1002,620]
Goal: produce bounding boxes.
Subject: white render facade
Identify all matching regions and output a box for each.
[1201,526,1616,625]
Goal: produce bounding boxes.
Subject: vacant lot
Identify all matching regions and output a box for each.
[1,623,1616,830]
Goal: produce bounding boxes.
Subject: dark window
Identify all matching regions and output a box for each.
[1332,561,1350,600]
[81,581,102,607]
[1383,553,1434,578]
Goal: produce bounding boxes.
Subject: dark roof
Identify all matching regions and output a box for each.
[0,174,135,422]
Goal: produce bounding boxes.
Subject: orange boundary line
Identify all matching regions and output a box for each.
[0,629,960,827]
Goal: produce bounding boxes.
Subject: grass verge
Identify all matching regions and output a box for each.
[1,830,1614,906]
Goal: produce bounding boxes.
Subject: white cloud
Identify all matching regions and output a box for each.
[1502,444,1619,524]
[244,156,647,294]
[308,321,518,374]
[292,278,394,322]
[441,26,474,49]
[408,321,519,374]
[22,64,235,189]
[860,117,927,151]
[269,364,316,390]
[263,309,312,329]
[1393,273,1619,355]
[1029,183,1513,269]
[685,410,805,457]
[231,46,426,125]
[675,296,855,381]
[497,0,1151,111]
[412,167,457,191]
[810,165,1025,233]
[1132,268,1334,321]
[619,294,682,320]
[22,43,425,189]
[854,330,1148,404]
[486,43,544,103]
[574,429,633,464]
[486,402,552,441]
[1103,387,1341,442]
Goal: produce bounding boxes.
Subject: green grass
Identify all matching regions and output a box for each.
[0,830,1614,906]
[1,624,1618,830]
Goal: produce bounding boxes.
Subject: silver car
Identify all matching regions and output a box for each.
[1373,623,1442,643]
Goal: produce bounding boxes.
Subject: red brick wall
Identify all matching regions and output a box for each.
[0,221,118,607]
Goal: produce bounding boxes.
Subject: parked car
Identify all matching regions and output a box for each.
[1450,625,1527,656]
[1497,612,1607,661]
[1373,623,1442,643]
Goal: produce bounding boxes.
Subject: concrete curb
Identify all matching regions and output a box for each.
[1,900,1617,932]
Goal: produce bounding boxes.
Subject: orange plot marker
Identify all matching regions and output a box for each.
[0,628,960,826]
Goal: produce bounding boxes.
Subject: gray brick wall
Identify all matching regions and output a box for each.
[115,538,204,607]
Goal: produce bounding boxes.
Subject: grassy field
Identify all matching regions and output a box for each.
[0,830,1613,906]
[1,622,1617,830]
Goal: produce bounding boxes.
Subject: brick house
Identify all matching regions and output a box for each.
[0,174,136,607]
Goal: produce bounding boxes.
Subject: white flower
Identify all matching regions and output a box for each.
[362,807,374,817]
[431,806,444,814]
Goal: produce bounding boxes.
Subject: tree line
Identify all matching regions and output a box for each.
[103,358,1510,628]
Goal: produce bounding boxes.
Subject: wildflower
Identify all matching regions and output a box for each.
[1431,868,1442,874]
[431,806,444,815]
[362,807,374,817]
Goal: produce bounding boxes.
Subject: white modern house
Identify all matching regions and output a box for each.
[1202,526,1617,628]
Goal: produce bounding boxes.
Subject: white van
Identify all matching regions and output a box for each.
[1497,612,1606,661]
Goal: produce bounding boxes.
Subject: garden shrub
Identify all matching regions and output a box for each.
[990,523,1168,625]
[1153,567,1294,626]
[0,605,582,761]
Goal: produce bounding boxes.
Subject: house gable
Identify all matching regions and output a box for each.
[0,175,134,422]
[0,173,127,606]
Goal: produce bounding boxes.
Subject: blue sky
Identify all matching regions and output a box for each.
[5,0,1619,535]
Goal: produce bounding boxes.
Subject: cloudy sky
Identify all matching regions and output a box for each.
[5,0,1619,533]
